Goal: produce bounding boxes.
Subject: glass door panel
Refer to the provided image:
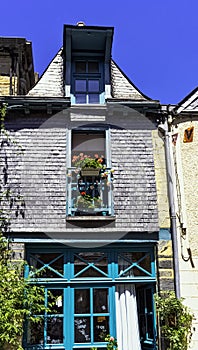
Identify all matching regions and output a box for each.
[27,319,44,345]
[94,316,109,342]
[74,287,110,346]
[74,317,91,343]
[47,317,63,344]
[75,289,90,314]
[93,288,108,313]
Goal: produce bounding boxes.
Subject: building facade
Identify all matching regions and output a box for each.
[167,91,198,350]
[0,24,178,350]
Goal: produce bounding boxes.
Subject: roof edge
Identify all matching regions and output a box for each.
[27,48,63,95]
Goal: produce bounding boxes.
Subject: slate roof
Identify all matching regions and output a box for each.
[28,48,151,100]
[111,60,149,100]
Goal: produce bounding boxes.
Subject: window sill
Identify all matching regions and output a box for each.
[66,215,116,221]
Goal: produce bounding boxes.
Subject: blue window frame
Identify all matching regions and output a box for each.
[71,59,105,104]
[24,246,157,350]
[67,129,113,217]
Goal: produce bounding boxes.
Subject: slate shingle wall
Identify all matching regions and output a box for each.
[1,114,159,233]
[1,115,67,232]
[111,129,159,231]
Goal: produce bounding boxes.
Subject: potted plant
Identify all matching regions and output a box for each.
[75,195,102,214]
[91,334,118,350]
[76,194,94,211]
[72,153,105,176]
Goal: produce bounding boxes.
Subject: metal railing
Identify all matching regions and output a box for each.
[66,167,113,216]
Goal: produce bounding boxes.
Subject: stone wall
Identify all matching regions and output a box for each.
[0,75,18,95]
[152,129,170,229]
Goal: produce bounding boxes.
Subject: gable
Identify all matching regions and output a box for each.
[27,49,64,97]
[111,60,150,100]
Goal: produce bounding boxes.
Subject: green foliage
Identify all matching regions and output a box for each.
[0,103,7,133]
[72,153,104,169]
[0,233,48,350]
[76,195,102,210]
[104,335,118,350]
[81,157,103,169]
[155,291,193,350]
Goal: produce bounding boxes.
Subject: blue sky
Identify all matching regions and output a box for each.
[1,0,197,104]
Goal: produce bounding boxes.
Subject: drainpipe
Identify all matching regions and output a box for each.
[158,114,181,298]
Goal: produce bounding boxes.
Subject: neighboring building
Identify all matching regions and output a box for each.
[0,37,35,96]
[168,91,198,350]
[0,23,177,350]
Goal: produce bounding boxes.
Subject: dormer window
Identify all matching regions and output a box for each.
[72,59,104,104]
[64,24,113,103]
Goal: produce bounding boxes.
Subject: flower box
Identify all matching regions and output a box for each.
[81,168,100,176]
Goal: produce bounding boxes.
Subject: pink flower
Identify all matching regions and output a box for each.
[110,336,114,342]
[72,155,78,163]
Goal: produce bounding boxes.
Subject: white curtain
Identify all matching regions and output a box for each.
[115,284,141,350]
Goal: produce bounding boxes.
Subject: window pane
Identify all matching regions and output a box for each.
[75,289,90,314]
[75,80,86,92]
[27,320,44,345]
[88,80,99,92]
[89,94,99,104]
[72,132,105,154]
[75,61,86,73]
[74,317,91,342]
[93,289,108,313]
[118,252,151,277]
[47,317,63,344]
[146,288,153,313]
[137,289,145,314]
[76,94,86,104]
[74,252,108,277]
[29,253,63,277]
[94,316,109,342]
[118,253,134,277]
[48,289,63,314]
[139,314,146,339]
[147,315,154,339]
[88,61,99,73]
